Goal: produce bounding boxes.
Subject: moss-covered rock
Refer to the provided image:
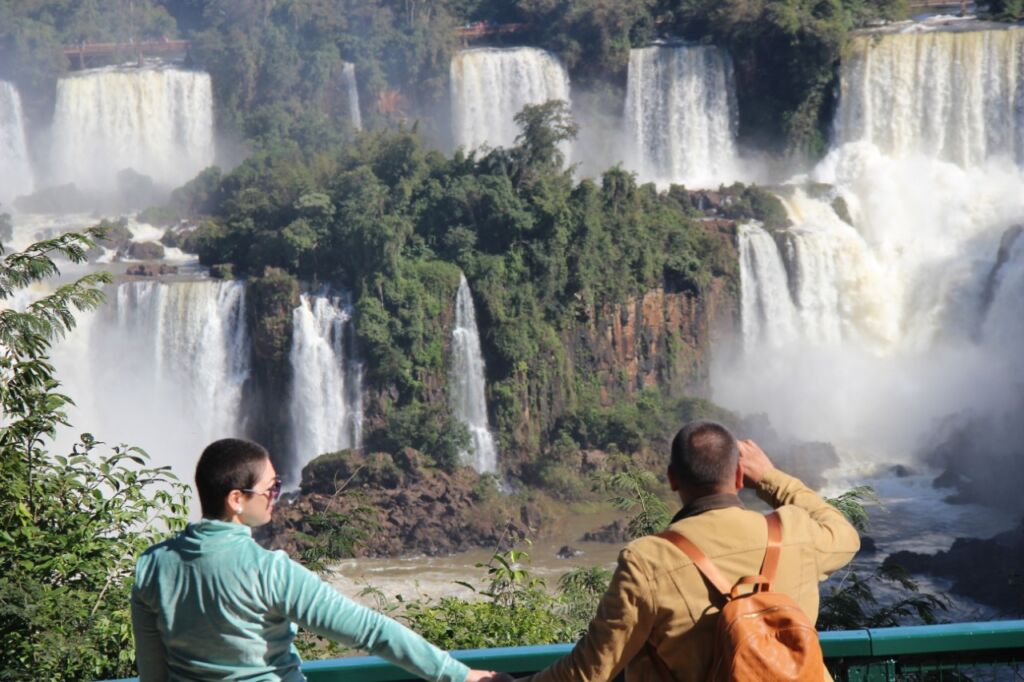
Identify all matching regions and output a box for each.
[209,263,234,280]
[95,218,133,249]
[300,449,363,495]
[720,183,791,232]
[247,267,299,365]
[127,241,165,260]
[301,449,414,495]
[262,458,536,558]
[138,204,180,227]
[831,197,853,226]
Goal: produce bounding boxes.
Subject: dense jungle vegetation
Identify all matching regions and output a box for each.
[177,102,756,477]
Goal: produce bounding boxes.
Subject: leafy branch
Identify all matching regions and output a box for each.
[592,454,670,539]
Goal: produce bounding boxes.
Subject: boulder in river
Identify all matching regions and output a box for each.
[127,240,166,260]
[557,545,584,559]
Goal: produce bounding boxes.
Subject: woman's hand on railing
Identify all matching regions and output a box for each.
[467,670,515,682]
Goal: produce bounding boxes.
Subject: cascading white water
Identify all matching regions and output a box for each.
[450,47,571,151]
[0,80,33,204]
[837,26,1024,167]
[53,280,249,481]
[738,223,798,350]
[717,23,1024,460]
[342,62,362,130]
[624,44,738,187]
[289,292,363,471]
[450,274,498,473]
[49,66,214,192]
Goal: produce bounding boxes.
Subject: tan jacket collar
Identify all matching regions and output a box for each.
[670,492,745,523]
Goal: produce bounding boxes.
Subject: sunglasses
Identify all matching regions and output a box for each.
[241,478,282,503]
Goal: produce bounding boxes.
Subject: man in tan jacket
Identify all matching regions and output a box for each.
[524,420,860,682]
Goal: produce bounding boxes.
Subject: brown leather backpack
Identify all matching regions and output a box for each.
[647,512,826,682]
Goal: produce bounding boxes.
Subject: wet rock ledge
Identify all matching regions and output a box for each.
[884,519,1024,617]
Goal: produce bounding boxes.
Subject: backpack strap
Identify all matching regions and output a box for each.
[645,513,786,682]
[655,530,732,596]
[760,511,783,587]
[647,531,731,682]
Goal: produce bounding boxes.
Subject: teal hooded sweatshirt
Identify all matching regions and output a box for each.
[131,519,470,682]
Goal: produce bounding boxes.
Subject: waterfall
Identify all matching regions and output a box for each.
[624,44,738,187]
[0,81,32,204]
[450,274,498,473]
[53,280,249,481]
[342,62,362,130]
[738,223,799,351]
[450,47,571,151]
[837,27,1024,166]
[49,66,214,192]
[289,292,363,471]
[718,24,1024,457]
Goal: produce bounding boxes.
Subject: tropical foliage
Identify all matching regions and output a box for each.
[180,102,742,473]
[0,227,190,680]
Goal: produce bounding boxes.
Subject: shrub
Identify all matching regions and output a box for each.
[0,229,190,680]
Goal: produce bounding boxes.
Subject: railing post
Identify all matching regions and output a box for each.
[845,659,896,682]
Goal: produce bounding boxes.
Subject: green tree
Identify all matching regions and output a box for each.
[0,229,190,680]
[511,99,579,183]
[593,455,671,538]
[986,0,1024,21]
[399,548,589,650]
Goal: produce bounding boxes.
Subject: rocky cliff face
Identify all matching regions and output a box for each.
[241,268,300,474]
[509,219,739,451]
[572,275,737,403]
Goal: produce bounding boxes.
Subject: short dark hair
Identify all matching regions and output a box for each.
[195,439,270,518]
[670,420,739,489]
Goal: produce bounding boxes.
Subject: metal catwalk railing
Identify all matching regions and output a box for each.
[100,620,1024,681]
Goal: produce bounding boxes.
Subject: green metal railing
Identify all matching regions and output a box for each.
[303,622,1024,682]
[102,620,1024,681]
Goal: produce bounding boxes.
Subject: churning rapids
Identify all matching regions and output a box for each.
[2,17,1022,615]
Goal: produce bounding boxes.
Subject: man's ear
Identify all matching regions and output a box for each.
[667,466,679,491]
[735,460,745,491]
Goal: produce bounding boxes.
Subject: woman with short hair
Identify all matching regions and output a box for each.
[131,438,503,682]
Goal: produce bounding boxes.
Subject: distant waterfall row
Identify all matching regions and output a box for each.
[3,45,735,204]
[450,43,739,187]
[0,61,361,204]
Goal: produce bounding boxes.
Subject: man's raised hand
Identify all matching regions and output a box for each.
[738,439,774,486]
